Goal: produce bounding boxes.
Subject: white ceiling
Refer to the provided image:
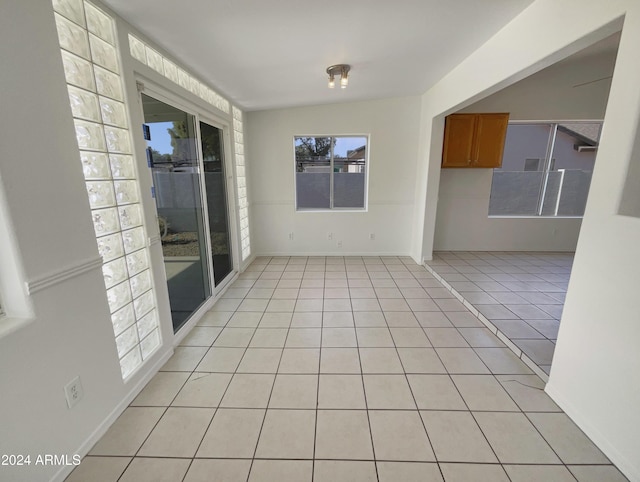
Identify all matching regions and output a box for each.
[101,0,535,111]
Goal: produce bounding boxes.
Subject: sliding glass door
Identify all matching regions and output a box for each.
[200,121,233,284]
[141,94,234,332]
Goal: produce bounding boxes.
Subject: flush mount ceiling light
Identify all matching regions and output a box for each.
[327,64,350,89]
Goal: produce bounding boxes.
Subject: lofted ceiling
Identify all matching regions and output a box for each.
[101,0,535,111]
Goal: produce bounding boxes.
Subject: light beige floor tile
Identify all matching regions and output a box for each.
[184,459,251,482]
[255,409,316,458]
[131,371,189,406]
[363,375,416,409]
[291,312,322,328]
[196,347,245,372]
[272,288,299,299]
[439,463,509,482]
[451,375,519,411]
[236,348,282,373]
[325,287,350,298]
[118,458,190,482]
[314,460,377,482]
[161,346,208,372]
[285,328,321,347]
[324,299,352,311]
[384,312,420,327]
[265,299,296,313]
[407,375,466,410]
[359,348,404,373]
[435,348,490,374]
[198,310,233,326]
[269,374,318,408]
[503,464,576,482]
[323,311,354,327]
[237,299,269,312]
[172,372,232,407]
[369,410,435,461]
[227,312,262,328]
[401,287,430,298]
[495,375,560,411]
[351,299,382,311]
[407,299,441,311]
[249,328,288,347]
[179,327,222,346]
[457,328,505,347]
[322,327,357,347]
[65,456,130,482]
[445,311,484,327]
[211,299,242,311]
[527,412,609,464]
[424,328,469,347]
[435,299,468,311]
[474,348,533,374]
[318,374,366,408]
[350,288,377,298]
[196,408,264,458]
[299,288,324,299]
[514,339,556,365]
[356,327,395,347]
[320,348,361,373]
[376,462,443,482]
[213,328,256,347]
[278,348,320,373]
[397,347,447,374]
[246,288,275,299]
[420,411,497,462]
[415,312,454,328]
[379,299,411,311]
[220,373,275,408]
[248,460,312,482]
[390,327,431,347]
[259,312,293,328]
[138,407,214,457]
[353,311,387,327]
[315,410,374,460]
[568,465,629,482]
[473,412,560,463]
[89,407,165,456]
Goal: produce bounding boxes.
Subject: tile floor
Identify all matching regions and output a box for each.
[426,252,573,377]
[66,256,628,482]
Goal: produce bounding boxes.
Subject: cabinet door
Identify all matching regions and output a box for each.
[473,113,509,168]
[442,114,476,167]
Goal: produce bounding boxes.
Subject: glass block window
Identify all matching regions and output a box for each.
[128,34,230,114]
[53,0,161,380]
[232,107,250,261]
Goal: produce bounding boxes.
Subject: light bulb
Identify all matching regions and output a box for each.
[340,75,348,88]
[328,74,335,88]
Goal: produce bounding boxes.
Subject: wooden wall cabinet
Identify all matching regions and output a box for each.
[441,113,509,168]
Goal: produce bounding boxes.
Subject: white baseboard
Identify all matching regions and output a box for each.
[545,382,640,482]
[50,348,174,482]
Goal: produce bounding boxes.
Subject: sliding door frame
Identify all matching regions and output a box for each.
[134,76,240,341]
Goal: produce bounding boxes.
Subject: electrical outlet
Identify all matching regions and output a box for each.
[337,240,342,248]
[369,233,375,240]
[328,233,333,240]
[288,232,294,240]
[64,376,83,409]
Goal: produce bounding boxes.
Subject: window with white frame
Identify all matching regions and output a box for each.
[488,121,602,217]
[295,136,368,210]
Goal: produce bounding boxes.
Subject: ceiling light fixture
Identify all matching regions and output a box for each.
[327,64,350,89]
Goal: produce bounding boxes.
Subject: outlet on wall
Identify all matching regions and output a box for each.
[369,233,375,240]
[64,376,83,409]
[328,233,333,240]
[288,232,294,240]
[337,240,342,248]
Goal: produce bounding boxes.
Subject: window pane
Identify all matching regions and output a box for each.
[541,123,600,216]
[295,137,331,209]
[489,124,552,215]
[333,137,366,208]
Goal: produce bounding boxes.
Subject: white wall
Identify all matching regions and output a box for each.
[433,49,615,252]
[414,1,640,479]
[0,3,178,481]
[246,97,421,256]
